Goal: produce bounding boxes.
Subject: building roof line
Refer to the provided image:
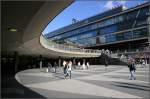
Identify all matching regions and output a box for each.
[47,2,149,37]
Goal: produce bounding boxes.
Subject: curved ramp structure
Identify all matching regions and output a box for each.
[40,35,101,57]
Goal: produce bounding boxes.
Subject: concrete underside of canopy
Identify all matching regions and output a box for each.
[2,1,89,58]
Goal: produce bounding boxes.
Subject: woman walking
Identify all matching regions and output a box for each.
[68,61,72,79]
[63,61,68,80]
[63,61,66,74]
[64,61,72,80]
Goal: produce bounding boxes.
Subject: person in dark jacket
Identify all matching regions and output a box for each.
[105,57,108,71]
[128,58,136,80]
[48,62,52,72]
[64,62,69,80]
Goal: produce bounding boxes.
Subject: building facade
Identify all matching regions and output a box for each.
[45,2,150,54]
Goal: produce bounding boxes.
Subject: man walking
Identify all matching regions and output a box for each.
[128,58,136,80]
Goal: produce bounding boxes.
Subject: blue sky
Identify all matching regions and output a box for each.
[42,0,149,35]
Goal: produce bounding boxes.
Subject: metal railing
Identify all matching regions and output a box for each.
[40,35,101,55]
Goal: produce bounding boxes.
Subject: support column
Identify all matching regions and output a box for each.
[58,56,61,67]
[147,11,150,65]
[83,58,85,64]
[147,12,150,46]
[14,51,19,73]
[39,55,42,70]
[73,58,76,65]
[73,57,76,69]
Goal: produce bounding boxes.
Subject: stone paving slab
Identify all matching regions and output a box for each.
[15,65,149,98]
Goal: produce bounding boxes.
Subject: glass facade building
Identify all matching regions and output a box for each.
[45,2,150,52]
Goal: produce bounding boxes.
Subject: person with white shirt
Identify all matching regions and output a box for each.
[86,62,90,70]
[63,60,67,74]
[142,59,146,68]
[82,62,86,70]
[68,61,72,79]
[78,61,81,69]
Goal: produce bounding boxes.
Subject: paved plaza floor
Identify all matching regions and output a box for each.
[15,65,149,98]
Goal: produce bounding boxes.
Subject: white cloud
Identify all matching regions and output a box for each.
[104,0,126,9]
[104,1,114,9]
[117,0,126,5]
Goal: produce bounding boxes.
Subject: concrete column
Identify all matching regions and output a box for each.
[58,56,61,67]
[147,12,150,46]
[73,58,76,65]
[40,61,42,69]
[147,11,150,65]
[14,51,19,73]
[28,57,31,69]
[39,55,42,70]
[73,58,76,69]
[83,58,85,63]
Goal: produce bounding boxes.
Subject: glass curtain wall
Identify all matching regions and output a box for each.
[48,6,149,46]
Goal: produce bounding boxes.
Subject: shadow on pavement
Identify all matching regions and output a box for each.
[113,82,149,88]
[112,82,150,91]
[1,74,46,98]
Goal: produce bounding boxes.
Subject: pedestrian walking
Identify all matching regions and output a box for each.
[82,62,86,70]
[68,61,72,79]
[65,61,72,80]
[104,57,108,71]
[86,62,90,70]
[63,60,66,74]
[48,62,52,72]
[128,58,136,80]
[142,59,146,68]
[140,59,143,68]
[78,61,81,69]
[64,61,68,80]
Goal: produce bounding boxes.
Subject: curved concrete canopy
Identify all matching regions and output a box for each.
[2,1,75,58]
[2,1,101,58]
